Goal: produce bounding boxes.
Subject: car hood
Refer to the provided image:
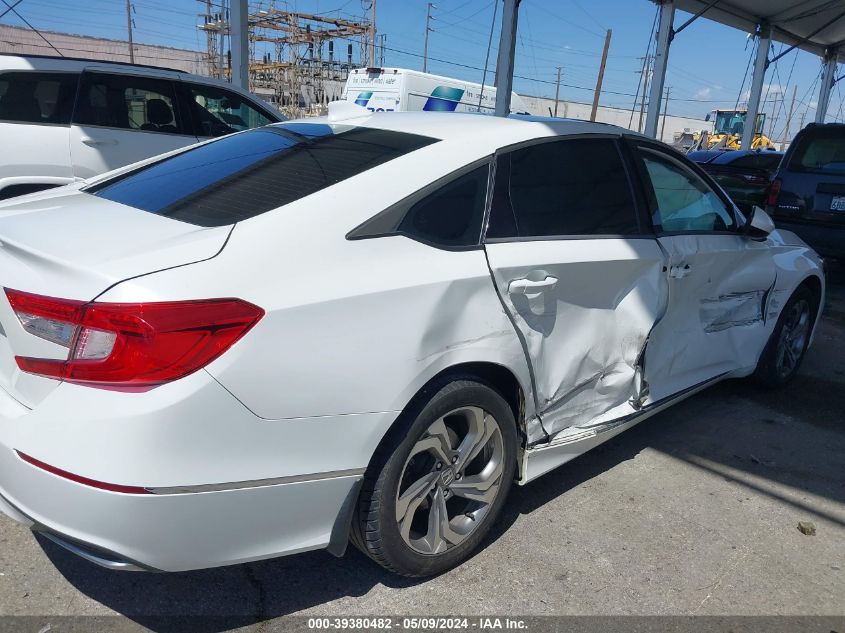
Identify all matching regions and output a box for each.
[770,228,811,250]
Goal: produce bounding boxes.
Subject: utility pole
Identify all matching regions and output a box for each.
[494,0,520,116]
[798,109,808,134]
[368,0,377,66]
[554,66,562,117]
[590,28,612,121]
[423,3,435,73]
[660,85,670,141]
[230,0,248,89]
[781,84,798,150]
[638,54,651,133]
[125,0,134,63]
[219,0,226,80]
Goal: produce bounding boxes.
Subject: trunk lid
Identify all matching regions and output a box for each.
[0,189,231,408]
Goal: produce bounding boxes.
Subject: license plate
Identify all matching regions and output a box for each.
[831,196,845,211]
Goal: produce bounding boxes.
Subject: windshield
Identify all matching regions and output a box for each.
[88,123,437,226]
[713,111,765,136]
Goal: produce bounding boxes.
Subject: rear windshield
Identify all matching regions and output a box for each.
[789,128,845,175]
[89,123,437,226]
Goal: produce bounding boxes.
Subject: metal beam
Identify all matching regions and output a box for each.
[768,9,845,68]
[741,22,770,151]
[494,0,520,117]
[644,0,674,138]
[230,0,249,89]
[815,48,838,123]
[672,0,721,38]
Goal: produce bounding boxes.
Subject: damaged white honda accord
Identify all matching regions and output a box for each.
[0,105,824,577]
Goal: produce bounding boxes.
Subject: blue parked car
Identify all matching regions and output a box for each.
[688,148,783,214]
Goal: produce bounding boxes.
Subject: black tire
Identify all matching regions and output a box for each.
[753,285,817,387]
[351,379,517,577]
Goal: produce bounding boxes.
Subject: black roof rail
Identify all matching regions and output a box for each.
[0,52,189,74]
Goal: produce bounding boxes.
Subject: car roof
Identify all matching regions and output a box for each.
[0,52,186,74]
[0,53,278,109]
[687,150,726,164]
[283,111,643,147]
[689,148,783,165]
[710,149,783,165]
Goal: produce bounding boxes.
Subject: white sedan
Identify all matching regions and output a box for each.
[0,106,824,577]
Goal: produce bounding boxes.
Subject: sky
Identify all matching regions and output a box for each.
[1,0,842,136]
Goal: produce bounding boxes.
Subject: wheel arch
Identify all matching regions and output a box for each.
[383,361,528,454]
[797,273,823,310]
[797,273,825,346]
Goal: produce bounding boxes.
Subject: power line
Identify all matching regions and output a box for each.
[0,0,64,56]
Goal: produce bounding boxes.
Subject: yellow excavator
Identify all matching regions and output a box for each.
[700,109,776,150]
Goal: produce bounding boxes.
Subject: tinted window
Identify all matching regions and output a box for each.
[75,72,184,134]
[0,72,78,124]
[789,128,845,175]
[90,123,437,226]
[396,165,489,247]
[184,82,274,137]
[486,138,639,239]
[640,149,736,232]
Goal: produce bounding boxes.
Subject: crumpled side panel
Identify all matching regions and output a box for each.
[484,239,666,442]
[644,234,777,403]
[700,290,767,332]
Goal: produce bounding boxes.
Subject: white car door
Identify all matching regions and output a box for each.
[483,137,666,443]
[0,70,78,196]
[69,70,199,179]
[630,142,778,402]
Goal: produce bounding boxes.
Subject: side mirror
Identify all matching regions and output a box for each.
[745,205,775,240]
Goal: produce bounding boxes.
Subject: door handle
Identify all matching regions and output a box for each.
[508,275,558,295]
[669,263,692,279]
[81,138,119,146]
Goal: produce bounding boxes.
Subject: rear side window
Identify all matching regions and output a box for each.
[346,162,490,249]
[486,138,640,239]
[89,124,437,226]
[0,72,78,124]
[398,166,488,247]
[789,128,845,175]
[74,72,185,134]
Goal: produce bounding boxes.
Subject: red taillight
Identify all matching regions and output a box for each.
[5,288,264,387]
[766,178,782,207]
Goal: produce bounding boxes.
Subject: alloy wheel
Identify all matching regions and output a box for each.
[775,298,810,379]
[395,406,505,555]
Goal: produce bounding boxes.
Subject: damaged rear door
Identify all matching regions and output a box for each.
[483,136,665,443]
[629,142,777,402]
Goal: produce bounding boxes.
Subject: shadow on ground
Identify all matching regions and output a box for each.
[41,263,845,632]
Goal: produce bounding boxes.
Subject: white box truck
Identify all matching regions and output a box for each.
[342,67,530,115]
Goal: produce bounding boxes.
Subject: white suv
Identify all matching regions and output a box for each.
[0,53,284,200]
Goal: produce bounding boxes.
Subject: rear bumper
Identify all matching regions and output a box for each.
[774,219,845,259]
[0,372,395,571]
[0,446,360,571]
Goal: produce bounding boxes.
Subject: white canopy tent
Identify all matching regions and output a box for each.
[644,0,845,148]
